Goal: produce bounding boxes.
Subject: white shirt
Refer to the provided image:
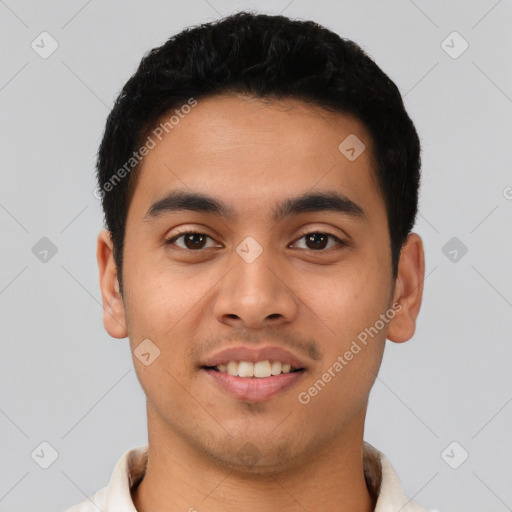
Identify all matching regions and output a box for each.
[63,442,426,511]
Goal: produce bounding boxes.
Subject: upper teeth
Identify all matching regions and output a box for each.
[215,360,293,378]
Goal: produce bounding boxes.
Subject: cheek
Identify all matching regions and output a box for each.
[124,257,199,334]
[305,263,390,341]
[122,257,214,384]
[296,274,388,424]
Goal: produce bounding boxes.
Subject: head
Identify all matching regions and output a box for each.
[97,12,424,471]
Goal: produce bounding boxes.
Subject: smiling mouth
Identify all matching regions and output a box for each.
[201,360,306,402]
[202,360,305,378]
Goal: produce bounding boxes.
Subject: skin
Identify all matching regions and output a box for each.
[97,93,425,512]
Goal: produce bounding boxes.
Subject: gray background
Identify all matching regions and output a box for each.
[1,0,511,511]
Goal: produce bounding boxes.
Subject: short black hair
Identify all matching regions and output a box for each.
[96,11,421,296]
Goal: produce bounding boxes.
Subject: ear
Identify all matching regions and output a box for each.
[97,229,128,339]
[386,233,425,343]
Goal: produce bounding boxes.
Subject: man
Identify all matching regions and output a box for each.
[66,11,426,512]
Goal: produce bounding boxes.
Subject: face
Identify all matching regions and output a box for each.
[98,94,423,472]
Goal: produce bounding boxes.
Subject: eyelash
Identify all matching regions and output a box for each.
[164,230,346,252]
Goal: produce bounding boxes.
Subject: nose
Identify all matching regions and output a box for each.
[213,244,298,330]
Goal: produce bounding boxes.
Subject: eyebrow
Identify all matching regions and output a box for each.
[143,189,366,223]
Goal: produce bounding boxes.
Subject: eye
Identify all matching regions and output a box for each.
[164,230,346,252]
[290,231,346,251]
[165,231,220,250]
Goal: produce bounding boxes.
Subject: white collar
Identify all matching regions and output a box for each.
[64,442,426,511]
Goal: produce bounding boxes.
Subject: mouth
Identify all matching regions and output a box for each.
[199,346,309,402]
[202,360,305,378]
[200,358,306,402]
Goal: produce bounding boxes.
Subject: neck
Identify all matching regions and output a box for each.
[132,407,375,512]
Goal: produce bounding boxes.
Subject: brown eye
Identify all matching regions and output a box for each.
[165,232,217,250]
[182,233,207,250]
[305,233,329,250]
[291,232,345,251]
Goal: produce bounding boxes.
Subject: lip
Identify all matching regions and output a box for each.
[203,368,306,402]
[200,346,309,369]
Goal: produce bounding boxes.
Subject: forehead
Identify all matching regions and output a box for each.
[128,94,383,223]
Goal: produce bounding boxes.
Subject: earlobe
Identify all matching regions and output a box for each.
[386,233,425,344]
[97,229,128,339]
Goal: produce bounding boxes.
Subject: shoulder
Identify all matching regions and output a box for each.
[364,442,428,512]
[60,487,107,512]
